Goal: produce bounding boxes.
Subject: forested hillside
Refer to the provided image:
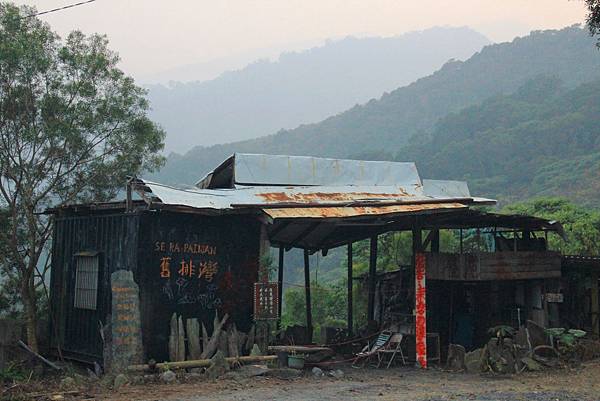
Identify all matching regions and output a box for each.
[399,76,600,206]
[152,26,600,186]
[148,27,489,153]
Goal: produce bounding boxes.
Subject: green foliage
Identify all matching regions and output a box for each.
[281,280,352,339]
[586,0,600,45]
[398,75,600,206]
[545,328,586,350]
[0,3,164,349]
[0,363,27,383]
[488,325,516,339]
[503,198,600,255]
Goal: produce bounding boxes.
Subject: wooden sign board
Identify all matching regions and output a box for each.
[254,282,279,321]
[545,293,564,303]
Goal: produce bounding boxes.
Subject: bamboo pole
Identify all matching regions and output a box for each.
[127,355,277,372]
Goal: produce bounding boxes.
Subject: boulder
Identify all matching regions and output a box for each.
[464,348,484,373]
[446,344,466,371]
[160,369,177,383]
[206,350,230,380]
[329,369,344,379]
[485,338,516,374]
[526,320,548,348]
[250,344,263,356]
[312,367,324,377]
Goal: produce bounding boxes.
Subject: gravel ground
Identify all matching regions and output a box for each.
[95,360,600,401]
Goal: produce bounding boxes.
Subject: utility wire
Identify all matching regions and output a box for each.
[20,0,97,19]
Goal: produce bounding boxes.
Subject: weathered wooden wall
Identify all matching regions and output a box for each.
[425,252,562,281]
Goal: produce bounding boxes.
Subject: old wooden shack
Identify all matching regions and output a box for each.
[48,153,578,367]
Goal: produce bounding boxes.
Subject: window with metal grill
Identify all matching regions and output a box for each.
[74,254,99,310]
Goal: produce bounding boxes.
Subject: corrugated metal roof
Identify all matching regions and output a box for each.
[423,179,470,198]
[135,154,496,223]
[135,179,493,211]
[196,153,422,189]
[263,202,468,219]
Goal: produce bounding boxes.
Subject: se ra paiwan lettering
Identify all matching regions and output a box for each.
[154,241,217,255]
[160,257,218,281]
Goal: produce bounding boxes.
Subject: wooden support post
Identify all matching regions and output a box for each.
[412,220,422,267]
[431,229,440,253]
[591,272,600,337]
[304,249,313,343]
[277,246,284,329]
[126,178,133,213]
[347,242,353,334]
[368,236,378,321]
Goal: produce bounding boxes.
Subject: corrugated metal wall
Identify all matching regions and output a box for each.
[50,213,139,361]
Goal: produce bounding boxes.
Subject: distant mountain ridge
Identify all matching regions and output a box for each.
[151,26,600,188]
[148,26,490,153]
[398,76,600,206]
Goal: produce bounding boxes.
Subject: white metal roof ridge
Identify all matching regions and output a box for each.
[196,153,422,188]
[137,178,496,211]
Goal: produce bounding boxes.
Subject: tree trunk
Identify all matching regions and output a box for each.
[22,282,38,353]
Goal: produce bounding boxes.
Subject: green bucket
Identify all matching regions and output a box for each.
[287,354,305,369]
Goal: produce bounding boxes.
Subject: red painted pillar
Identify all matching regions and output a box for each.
[415,252,427,369]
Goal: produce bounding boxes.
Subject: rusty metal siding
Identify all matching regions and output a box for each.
[135,211,261,362]
[426,252,562,281]
[50,213,139,361]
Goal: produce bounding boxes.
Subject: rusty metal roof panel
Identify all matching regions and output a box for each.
[134,178,495,216]
[196,153,422,188]
[262,202,468,219]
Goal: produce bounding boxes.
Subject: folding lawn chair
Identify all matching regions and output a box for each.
[377,333,406,368]
[352,330,392,368]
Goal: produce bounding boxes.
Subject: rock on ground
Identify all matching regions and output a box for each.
[206,350,230,380]
[113,373,129,389]
[160,370,177,383]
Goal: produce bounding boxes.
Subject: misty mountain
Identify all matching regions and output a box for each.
[147,26,490,153]
[150,26,600,187]
[398,76,600,206]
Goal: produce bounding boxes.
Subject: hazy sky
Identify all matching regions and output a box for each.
[14,0,588,83]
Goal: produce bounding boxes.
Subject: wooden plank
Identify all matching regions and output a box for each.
[186,318,201,360]
[128,355,277,372]
[425,252,561,281]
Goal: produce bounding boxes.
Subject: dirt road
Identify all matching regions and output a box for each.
[99,360,600,401]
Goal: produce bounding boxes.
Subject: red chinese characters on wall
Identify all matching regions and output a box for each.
[415,252,427,369]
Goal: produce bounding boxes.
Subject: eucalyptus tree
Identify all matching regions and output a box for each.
[0,3,165,351]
